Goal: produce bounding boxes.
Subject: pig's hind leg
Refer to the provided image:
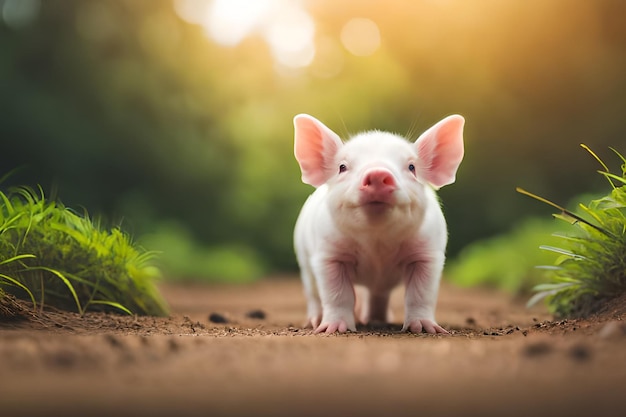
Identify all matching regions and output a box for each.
[300,267,322,329]
[355,287,393,325]
[353,285,369,325]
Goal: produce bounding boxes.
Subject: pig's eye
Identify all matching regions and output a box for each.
[339,164,347,174]
[408,163,416,174]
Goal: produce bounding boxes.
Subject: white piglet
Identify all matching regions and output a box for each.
[293,114,465,334]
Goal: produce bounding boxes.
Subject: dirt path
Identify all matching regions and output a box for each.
[1,278,625,417]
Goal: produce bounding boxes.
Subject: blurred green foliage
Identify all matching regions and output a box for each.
[139,221,265,282]
[446,218,566,294]
[447,193,602,294]
[1,0,625,280]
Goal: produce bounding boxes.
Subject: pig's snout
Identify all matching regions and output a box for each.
[359,168,397,204]
[361,168,397,190]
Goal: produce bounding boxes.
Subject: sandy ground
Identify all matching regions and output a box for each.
[1,277,625,417]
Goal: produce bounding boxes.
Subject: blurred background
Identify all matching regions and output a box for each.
[1,0,624,289]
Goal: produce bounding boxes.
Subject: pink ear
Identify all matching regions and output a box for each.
[294,114,343,187]
[415,115,465,188]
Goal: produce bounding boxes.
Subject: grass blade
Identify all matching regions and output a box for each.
[597,171,626,185]
[581,143,614,189]
[539,245,587,260]
[516,187,614,238]
[29,266,83,315]
[86,300,133,315]
[0,273,37,307]
[0,253,36,266]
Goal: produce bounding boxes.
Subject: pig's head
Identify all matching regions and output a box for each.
[293,114,464,224]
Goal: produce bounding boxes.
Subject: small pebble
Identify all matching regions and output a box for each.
[568,344,591,362]
[245,309,266,320]
[209,313,228,324]
[45,350,78,369]
[104,334,124,349]
[522,341,553,357]
[168,339,180,352]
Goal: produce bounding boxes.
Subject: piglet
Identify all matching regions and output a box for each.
[293,114,464,334]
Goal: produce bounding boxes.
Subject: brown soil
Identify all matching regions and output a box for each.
[1,278,625,417]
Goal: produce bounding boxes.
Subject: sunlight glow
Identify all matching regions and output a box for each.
[340,18,381,56]
[174,0,315,68]
[173,0,211,25]
[206,0,274,46]
[263,5,315,68]
[310,36,344,79]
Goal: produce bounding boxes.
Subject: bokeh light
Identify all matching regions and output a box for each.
[1,0,40,29]
[340,18,381,56]
[262,4,315,68]
[174,0,315,68]
[173,0,211,25]
[309,36,345,79]
[205,0,274,46]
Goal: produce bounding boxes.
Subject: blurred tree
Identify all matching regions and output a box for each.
[1,0,625,276]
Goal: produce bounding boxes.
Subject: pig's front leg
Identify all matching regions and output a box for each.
[402,256,448,334]
[312,257,357,334]
[301,268,322,329]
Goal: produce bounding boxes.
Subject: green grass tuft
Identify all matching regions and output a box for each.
[519,145,626,317]
[0,184,169,316]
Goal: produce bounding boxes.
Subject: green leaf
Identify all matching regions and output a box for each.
[0,191,15,215]
[526,290,555,308]
[30,266,83,315]
[598,171,626,185]
[0,253,36,266]
[532,282,577,291]
[539,245,587,260]
[86,300,133,315]
[534,265,561,271]
[0,273,37,307]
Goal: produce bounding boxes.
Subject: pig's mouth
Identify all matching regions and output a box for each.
[360,193,395,206]
[361,199,394,212]
[359,200,395,218]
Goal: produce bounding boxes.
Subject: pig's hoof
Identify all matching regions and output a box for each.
[304,316,321,329]
[314,320,355,334]
[402,319,449,335]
